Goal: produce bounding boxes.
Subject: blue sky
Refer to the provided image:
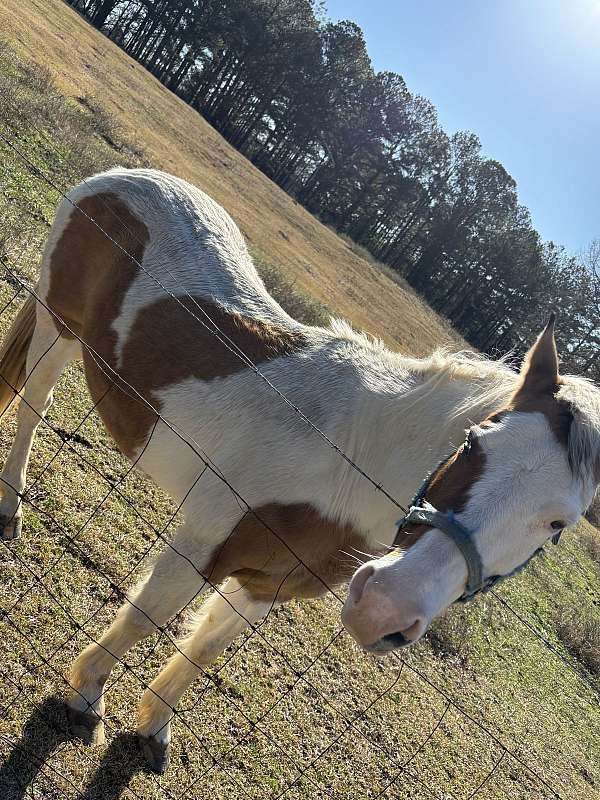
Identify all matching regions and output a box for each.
[326,0,600,255]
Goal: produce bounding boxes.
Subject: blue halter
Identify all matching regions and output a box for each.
[393,454,560,603]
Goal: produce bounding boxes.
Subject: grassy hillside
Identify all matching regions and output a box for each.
[0,5,599,800]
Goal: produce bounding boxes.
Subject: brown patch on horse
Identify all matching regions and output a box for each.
[46,193,147,341]
[83,290,305,456]
[47,192,149,456]
[427,435,486,513]
[395,435,486,544]
[109,297,305,454]
[206,503,375,603]
[47,192,306,457]
[507,389,572,448]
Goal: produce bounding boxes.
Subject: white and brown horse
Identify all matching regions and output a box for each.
[1,168,599,772]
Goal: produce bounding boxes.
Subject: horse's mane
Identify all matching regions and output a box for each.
[329,317,600,482]
[328,318,517,426]
[403,348,519,426]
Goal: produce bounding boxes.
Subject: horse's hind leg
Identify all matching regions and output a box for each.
[137,578,273,773]
[0,301,78,539]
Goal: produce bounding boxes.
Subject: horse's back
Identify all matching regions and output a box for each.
[38,168,306,459]
[43,168,289,322]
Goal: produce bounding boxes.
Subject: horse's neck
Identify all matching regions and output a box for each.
[344,355,513,536]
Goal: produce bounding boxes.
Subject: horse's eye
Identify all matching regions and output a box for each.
[550,520,565,531]
[463,430,473,453]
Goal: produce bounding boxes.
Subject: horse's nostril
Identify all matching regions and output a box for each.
[381,631,408,648]
[348,563,375,605]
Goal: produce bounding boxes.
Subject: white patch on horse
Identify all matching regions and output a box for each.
[448,412,588,592]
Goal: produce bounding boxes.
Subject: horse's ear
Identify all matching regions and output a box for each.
[515,313,559,397]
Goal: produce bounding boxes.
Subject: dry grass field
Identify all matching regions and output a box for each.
[0,3,599,800]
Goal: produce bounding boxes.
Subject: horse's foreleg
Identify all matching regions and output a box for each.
[0,306,78,540]
[137,578,273,773]
[67,532,215,745]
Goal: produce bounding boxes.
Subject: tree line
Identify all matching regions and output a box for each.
[66,0,599,377]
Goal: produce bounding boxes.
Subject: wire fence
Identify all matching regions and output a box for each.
[0,123,599,800]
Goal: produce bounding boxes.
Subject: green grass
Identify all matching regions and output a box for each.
[1,44,599,800]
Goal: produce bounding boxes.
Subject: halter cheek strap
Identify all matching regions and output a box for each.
[396,503,484,598]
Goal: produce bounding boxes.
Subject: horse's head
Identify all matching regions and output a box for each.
[342,317,600,652]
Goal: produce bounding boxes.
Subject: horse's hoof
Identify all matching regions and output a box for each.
[140,735,171,774]
[0,514,22,540]
[67,705,105,745]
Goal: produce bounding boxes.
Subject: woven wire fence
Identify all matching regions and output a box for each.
[0,124,598,800]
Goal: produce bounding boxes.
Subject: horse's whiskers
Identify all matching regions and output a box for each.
[347,546,379,561]
[338,550,366,565]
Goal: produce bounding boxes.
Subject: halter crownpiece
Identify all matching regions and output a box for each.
[393,453,558,603]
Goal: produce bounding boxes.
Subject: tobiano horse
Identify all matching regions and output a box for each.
[1,168,599,773]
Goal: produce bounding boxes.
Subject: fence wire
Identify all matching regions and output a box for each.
[0,124,597,800]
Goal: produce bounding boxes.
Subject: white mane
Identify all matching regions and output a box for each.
[330,316,600,483]
[329,317,520,427]
[406,349,519,420]
[328,317,389,353]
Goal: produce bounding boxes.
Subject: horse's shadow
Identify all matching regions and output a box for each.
[0,695,148,800]
[78,732,147,800]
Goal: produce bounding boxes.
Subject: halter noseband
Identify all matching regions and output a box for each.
[392,453,560,603]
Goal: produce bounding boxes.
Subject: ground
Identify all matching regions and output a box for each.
[0,2,599,799]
